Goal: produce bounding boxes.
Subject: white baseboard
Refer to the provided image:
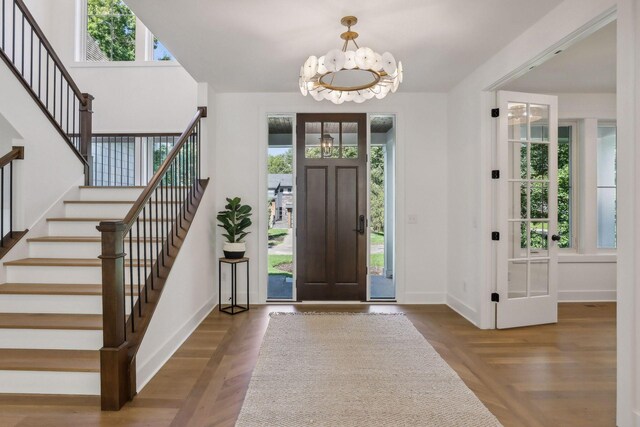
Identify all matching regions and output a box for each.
[402,292,446,304]
[446,294,479,326]
[558,290,616,302]
[136,298,216,392]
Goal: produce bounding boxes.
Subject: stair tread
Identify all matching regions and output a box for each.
[0,349,99,372]
[27,236,161,243]
[79,186,145,189]
[4,258,151,267]
[47,217,171,222]
[0,313,102,330]
[0,283,102,295]
[0,283,135,296]
[64,200,181,204]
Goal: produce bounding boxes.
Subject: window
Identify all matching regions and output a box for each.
[82,0,175,62]
[597,124,617,249]
[86,0,136,61]
[557,124,575,248]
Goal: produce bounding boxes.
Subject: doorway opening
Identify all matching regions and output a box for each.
[267,115,295,300]
[493,20,616,328]
[369,115,396,300]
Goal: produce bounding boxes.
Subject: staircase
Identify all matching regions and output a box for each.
[0,186,144,395]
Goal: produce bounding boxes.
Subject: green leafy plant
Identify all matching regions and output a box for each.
[217,197,252,243]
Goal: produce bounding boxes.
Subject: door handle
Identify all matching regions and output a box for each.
[353,215,365,235]
[551,234,561,242]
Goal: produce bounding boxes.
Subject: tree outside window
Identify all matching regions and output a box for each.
[87,0,136,61]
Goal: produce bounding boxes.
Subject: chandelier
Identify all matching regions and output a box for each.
[299,16,403,104]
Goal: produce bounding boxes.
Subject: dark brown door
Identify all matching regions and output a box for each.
[296,113,367,301]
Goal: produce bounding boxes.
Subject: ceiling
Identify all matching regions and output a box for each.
[126,0,562,93]
[502,21,616,93]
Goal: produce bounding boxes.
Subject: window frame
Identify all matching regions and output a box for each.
[558,121,579,251]
[596,120,617,251]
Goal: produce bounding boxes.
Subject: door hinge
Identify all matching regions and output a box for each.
[366,154,369,163]
[491,108,500,118]
[491,292,500,303]
[491,231,500,241]
[491,170,500,179]
[366,266,369,274]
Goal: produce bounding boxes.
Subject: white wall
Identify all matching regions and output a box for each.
[557,93,617,301]
[0,64,85,231]
[446,0,617,328]
[24,0,199,133]
[212,92,448,304]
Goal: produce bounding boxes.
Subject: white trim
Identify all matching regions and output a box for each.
[69,61,181,69]
[559,253,616,263]
[403,292,446,304]
[558,290,616,301]
[136,298,216,392]
[485,7,617,91]
[447,294,479,325]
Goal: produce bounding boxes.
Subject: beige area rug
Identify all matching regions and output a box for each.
[236,313,502,427]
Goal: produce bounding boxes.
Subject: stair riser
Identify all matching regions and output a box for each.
[65,203,133,218]
[0,371,99,395]
[48,220,172,237]
[28,241,148,259]
[0,294,135,315]
[78,187,143,201]
[6,266,146,284]
[0,329,102,350]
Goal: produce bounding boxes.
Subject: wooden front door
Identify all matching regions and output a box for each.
[296,113,367,301]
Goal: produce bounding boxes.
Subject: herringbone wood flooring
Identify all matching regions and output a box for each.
[0,303,615,426]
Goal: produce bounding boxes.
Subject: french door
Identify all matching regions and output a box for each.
[496,91,559,329]
[296,113,367,300]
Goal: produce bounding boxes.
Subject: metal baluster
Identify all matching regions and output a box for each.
[142,207,148,302]
[52,65,56,118]
[155,187,160,276]
[37,41,41,98]
[136,218,142,315]
[160,179,165,265]
[21,14,24,74]
[12,1,15,63]
[148,199,154,291]
[29,27,33,85]
[9,161,12,238]
[129,231,134,332]
[66,84,69,135]
[45,53,48,108]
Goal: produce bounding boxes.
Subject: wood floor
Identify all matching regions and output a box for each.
[0,303,615,427]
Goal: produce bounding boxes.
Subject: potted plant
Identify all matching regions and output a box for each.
[217,197,252,259]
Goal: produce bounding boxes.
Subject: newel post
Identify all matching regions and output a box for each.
[79,93,94,186]
[98,220,130,411]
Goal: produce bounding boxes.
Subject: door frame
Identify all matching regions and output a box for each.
[259,110,403,304]
[481,9,617,330]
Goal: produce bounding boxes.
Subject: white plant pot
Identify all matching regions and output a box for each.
[223,242,246,259]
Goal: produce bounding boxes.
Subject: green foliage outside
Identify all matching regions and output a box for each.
[371,232,384,245]
[87,0,136,61]
[370,253,384,268]
[522,126,571,250]
[370,146,385,232]
[153,37,172,61]
[268,149,293,174]
[268,254,293,277]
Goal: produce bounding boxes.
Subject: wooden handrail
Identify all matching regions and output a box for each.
[0,147,24,168]
[122,107,207,229]
[13,0,86,104]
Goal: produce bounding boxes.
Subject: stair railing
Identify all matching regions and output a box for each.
[0,0,93,183]
[98,107,208,410]
[0,146,26,259]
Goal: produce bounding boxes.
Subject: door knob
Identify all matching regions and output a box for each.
[551,234,561,242]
